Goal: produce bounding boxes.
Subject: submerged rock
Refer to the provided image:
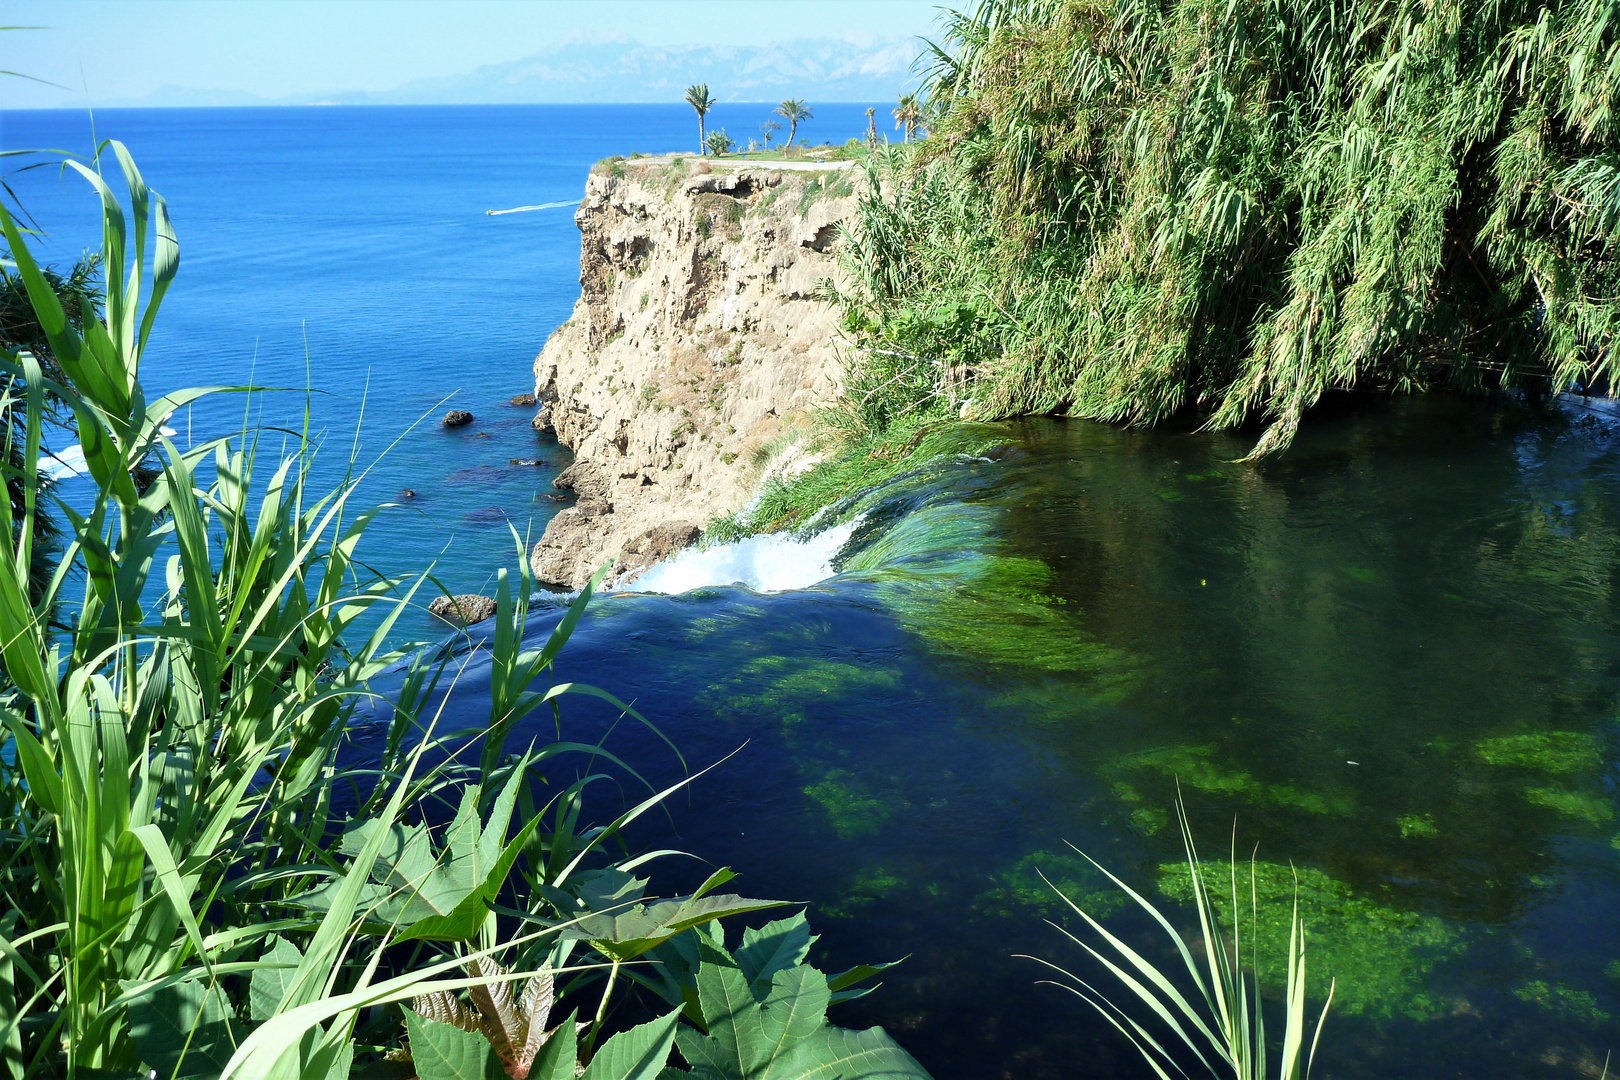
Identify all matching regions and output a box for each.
[442,409,475,428]
[510,457,545,467]
[427,594,497,626]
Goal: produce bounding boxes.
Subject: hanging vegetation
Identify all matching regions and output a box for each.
[833,0,1620,454]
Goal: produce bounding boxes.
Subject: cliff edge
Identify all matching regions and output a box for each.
[528,157,858,588]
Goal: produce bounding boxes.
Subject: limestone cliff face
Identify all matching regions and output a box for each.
[528,157,857,588]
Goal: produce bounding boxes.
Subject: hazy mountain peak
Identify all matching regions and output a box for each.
[118,34,926,108]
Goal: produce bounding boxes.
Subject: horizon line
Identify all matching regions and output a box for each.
[5,99,906,113]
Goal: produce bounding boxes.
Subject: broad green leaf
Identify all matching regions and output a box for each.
[125,979,248,1079]
[580,1009,680,1080]
[395,811,543,943]
[529,1008,578,1080]
[405,1008,502,1080]
[761,1025,931,1080]
[680,961,759,1078]
[250,936,304,1022]
[678,961,832,1080]
[754,967,831,1074]
[570,894,788,962]
[735,914,816,999]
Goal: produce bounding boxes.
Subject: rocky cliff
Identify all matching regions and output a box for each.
[528,156,858,589]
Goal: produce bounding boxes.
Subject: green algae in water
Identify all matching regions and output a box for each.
[1397,813,1439,839]
[1523,786,1616,826]
[1512,980,1613,1026]
[1116,745,1356,817]
[1155,861,1466,1019]
[803,769,895,839]
[821,867,906,920]
[702,655,904,728]
[1130,807,1169,835]
[847,505,1138,697]
[1475,731,1605,774]
[1474,731,1616,826]
[976,848,1128,920]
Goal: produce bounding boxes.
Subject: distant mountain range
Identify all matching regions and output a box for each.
[116,34,927,108]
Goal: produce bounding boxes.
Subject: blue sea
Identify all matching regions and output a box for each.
[0,102,882,638]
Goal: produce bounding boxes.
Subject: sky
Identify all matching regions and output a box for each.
[2,1,944,109]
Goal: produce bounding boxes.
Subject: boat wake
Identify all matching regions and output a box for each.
[486,200,575,216]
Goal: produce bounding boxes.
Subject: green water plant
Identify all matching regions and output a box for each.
[1032,803,1333,1080]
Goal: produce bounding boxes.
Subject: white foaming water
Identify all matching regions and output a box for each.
[38,426,178,481]
[625,516,863,595]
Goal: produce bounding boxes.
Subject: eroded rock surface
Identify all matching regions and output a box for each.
[528,158,857,589]
[427,593,498,626]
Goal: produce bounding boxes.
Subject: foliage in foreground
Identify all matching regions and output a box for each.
[0,143,927,1079]
[1035,803,1333,1080]
[833,0,1620,455]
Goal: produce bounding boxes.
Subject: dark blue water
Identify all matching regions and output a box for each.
[0,103,883,638]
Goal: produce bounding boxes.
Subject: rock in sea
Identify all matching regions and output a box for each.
[427,594,498,627]
[509,392,537,407]
[442,410,474,428]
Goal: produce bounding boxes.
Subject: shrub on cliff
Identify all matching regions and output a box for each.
[835,0,1620,455]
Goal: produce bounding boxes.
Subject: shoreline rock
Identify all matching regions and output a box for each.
[525,159,857,589]
[427,593,498,626]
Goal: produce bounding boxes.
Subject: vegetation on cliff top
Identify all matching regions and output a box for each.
[831,0,1620,457]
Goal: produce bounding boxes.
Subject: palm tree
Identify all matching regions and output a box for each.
[685,84,714,155]
[893,93,922,143]
[760,119,781,149]
[774,99,811,148]
[866,107,877,147]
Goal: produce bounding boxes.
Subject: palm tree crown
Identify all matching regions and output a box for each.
[893,93,922,144]
[685,83,714,155]
[773,99,812,147]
